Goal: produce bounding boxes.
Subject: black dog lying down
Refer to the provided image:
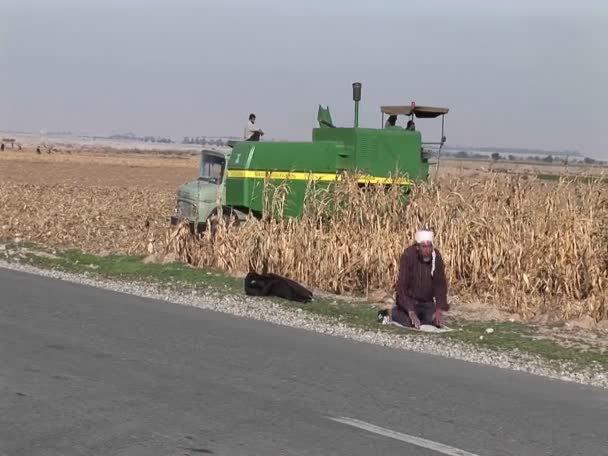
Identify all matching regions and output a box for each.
[245,272,313,303]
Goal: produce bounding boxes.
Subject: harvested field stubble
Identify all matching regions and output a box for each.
[167,175,608,321]
[0,182,172,255]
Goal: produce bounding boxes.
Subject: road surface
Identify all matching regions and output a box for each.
[1,269,606,455]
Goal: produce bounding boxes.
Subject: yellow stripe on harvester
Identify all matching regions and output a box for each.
[226,170,412,185]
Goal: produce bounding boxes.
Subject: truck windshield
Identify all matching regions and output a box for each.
[199,154,225,184]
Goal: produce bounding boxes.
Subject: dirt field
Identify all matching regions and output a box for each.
[0,149,197,189]
[0,148,198,254]
[1,148,605,257]
[438,158,607,178]
[0,148,601,254]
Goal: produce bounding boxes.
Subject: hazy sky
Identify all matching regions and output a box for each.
[1,0,607,157]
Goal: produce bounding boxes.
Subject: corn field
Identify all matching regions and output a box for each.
[0,182,170,255]
[1,173,606,321]
[166,175,608,321]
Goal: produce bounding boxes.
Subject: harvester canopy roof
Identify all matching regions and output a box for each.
[380,105,449,118]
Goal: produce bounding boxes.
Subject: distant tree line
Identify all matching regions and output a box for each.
[454,150,488,160]
[106,132,236,147]
[182,137,228,146]
[450,150,604,165]
[460,146,577,157]
[109,132,173,143]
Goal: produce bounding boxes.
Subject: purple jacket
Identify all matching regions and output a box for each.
[396,244,449,312]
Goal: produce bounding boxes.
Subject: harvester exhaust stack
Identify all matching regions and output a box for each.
[352,82,362,128]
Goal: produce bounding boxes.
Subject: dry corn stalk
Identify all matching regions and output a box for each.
[2,172,606,322]
[166,174,608,322]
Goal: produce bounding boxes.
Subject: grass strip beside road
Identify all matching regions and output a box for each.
[1,241,606,372]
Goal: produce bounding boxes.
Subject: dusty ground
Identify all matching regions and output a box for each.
[0,148,198,254]
[0,149,197,189]
[438,157,607,178]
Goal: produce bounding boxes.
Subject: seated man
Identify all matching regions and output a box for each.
[244,113,264,141]
[406,120,416,131]
[384,114,398,128]
[391,229,449,328]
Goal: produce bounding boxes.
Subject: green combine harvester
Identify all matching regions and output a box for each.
[171,83,448,232]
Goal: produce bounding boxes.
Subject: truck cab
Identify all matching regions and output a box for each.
[171,148,231,232]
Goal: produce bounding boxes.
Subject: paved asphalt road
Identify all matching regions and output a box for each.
[1,269,607,456]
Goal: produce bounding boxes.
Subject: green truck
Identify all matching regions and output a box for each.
[171,83,448,232]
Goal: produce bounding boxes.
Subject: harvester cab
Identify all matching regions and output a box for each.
[380,104,449,165]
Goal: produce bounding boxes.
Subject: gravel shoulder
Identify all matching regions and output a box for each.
[1,248,606,390]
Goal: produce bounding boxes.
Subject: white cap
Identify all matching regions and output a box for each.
[415,229,434,244]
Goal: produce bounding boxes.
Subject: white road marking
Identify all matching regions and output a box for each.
[328,416,481,456]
